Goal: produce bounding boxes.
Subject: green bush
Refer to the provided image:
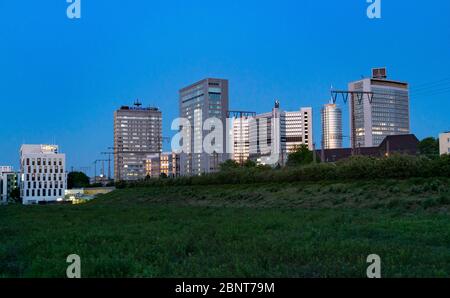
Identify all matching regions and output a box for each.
[125,154,450,188]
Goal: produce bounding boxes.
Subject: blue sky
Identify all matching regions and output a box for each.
[1,0,449,174]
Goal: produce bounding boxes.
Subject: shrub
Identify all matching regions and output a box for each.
[123,154,450,188]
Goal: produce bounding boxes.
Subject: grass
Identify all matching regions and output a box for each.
[1,177,450,278]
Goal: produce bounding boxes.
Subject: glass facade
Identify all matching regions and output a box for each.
[179,79,229,176]
[350,78,410,148]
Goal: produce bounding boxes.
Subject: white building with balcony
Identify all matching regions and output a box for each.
[20,144,67,205]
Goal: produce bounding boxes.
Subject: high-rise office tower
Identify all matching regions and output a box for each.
[322,103,343,149]
[231,112,254,164]
[113,102,162,181]
[282,107,313,153]
[248,101,313,165]
[179,78,229,176]
[20,145,66,205]
[349,68,410,148]
[248,101,281,165]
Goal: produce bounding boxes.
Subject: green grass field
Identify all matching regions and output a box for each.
[1,177,450,278]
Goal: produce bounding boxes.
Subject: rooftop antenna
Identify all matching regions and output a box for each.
[134,99,142,107]
[274,99,280,109]
[329,85,334,104]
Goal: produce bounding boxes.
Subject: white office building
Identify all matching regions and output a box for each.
[231,114,252,164]
[248,101,313,165]
[282,107,313,153]
[20,145,67,205]
[349,68,410,148]
[439,132,450,155]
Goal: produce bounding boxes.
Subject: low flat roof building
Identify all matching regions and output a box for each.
[316,134,420,162]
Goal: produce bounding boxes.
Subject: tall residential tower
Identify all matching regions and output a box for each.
[113,102,162,181]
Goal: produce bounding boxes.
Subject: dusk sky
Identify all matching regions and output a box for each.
[1,0,449,174]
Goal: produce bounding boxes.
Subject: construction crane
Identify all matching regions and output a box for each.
[93,159,109,181]
[100,152,113,180]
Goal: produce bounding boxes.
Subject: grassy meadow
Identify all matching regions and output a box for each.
[1,177,450,278]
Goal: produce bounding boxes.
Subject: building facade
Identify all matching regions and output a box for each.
[0,166,19,204]
[349,68,410,148]
[322,103,343,149]
[248,101,313,165]
[282,107,313,153]
[439,132,450,155]
[114,102,162,181]
[20,145,66,205]
[145,152,180,178]
[179,78,229,176]
[231,113,254,164]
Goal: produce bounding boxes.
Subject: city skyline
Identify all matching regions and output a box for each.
[1,1,449,171]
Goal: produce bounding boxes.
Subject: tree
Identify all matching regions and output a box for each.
[419,137,439,156]
[67,171,90,189]
[243,159,257,168]
[219,159,240,171]
[287,144,315,167]
[9,188,21,203]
